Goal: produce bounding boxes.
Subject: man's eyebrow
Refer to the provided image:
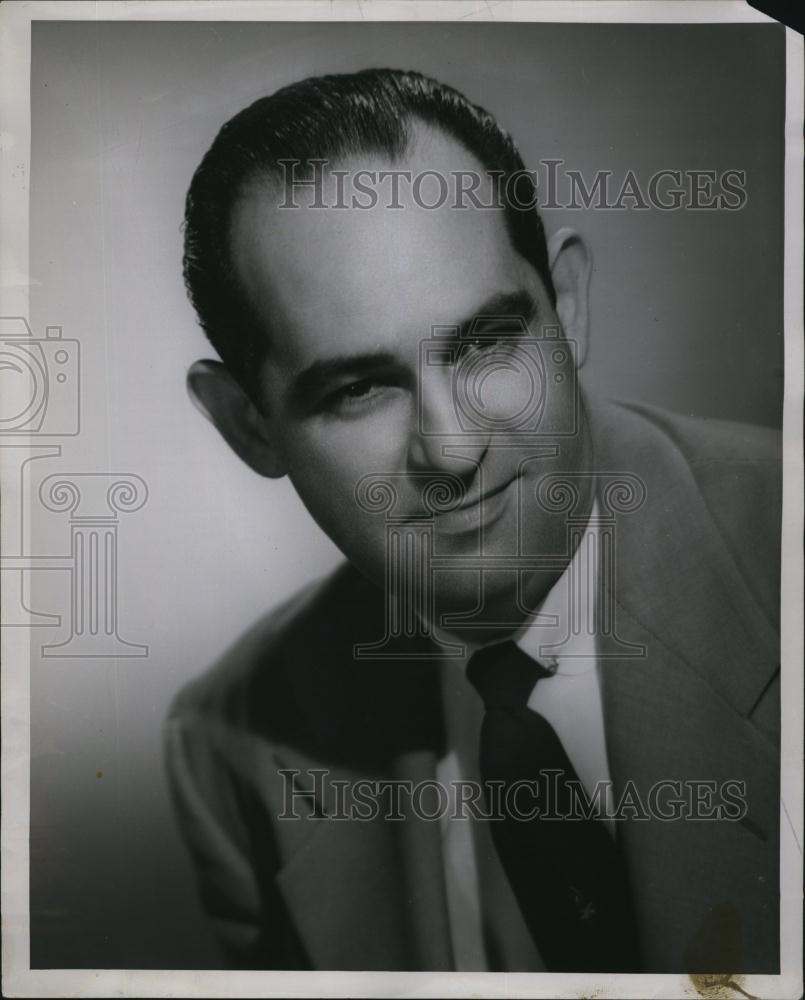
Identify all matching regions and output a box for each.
[457,289,540,336]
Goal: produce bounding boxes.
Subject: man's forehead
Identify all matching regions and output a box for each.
[230,142,529,364]
[232,126,510,252]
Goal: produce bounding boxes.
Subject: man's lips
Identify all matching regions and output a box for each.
[454,475,516,512]
[429,474,519,535]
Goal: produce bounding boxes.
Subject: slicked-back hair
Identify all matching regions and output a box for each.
[183,67,556,399]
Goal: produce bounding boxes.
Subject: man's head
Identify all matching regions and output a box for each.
[184,68,558,393]
[184,68,593,634]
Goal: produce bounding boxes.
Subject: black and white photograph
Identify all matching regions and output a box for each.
[1,2,802,997]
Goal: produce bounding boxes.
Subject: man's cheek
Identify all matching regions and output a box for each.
[299,420,405,479]
[285,439,373,523]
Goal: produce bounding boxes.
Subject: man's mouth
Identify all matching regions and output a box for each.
[430,474,518,535]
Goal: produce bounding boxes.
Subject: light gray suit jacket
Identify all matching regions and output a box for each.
[164,395,781,972]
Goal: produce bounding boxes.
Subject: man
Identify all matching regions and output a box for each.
[166,69,781,973]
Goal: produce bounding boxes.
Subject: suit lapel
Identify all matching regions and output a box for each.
[390,749,455,969]
[590,394,780,971]
[600,606,779,971]
[271,742,452,970]
[589,393,779,715]
[268,606,453,971]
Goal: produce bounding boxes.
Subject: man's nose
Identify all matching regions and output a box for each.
[407,369,489,472]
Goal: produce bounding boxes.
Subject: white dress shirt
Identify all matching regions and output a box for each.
[436,504,615,970]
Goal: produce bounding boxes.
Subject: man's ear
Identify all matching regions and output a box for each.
[547,227,592,368]
[186,360,287,478]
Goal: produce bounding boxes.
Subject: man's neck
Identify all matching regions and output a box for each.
[435,498,598,653]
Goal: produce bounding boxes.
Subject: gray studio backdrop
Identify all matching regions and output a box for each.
[26,20,784,967]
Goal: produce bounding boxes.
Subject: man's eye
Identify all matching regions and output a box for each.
[324,378,387,413]
[459,338,489,357]
[461,334,516,357]
[340,380,370,397]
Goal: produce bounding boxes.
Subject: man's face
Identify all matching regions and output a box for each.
[227,127,590,629]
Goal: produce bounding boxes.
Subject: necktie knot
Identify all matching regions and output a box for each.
[466,639,553,710]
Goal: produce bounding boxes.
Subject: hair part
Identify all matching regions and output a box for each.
[183,67,556,398]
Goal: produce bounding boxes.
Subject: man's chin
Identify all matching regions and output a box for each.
[432,568,522,624]
[431,565,564,642]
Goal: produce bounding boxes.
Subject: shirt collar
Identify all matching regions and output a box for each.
[514,500,599,674]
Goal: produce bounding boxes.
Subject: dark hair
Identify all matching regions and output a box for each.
[183,67,555,396]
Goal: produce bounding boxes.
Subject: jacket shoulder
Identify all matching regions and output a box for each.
[165,561,420,765]
[607,398,782,627]
[618,400,781,465]
[168,562,370,724]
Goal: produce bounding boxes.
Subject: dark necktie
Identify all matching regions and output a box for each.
[467,639,641,972]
